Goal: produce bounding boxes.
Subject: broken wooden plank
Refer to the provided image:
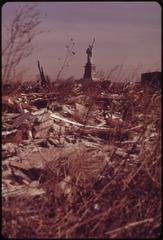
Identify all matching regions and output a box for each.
[13,111,32,128]
[50,113,84,127]
[77,127,128,140]
[2,183,45,197]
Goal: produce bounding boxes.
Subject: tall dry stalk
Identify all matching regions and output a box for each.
[56,38,75,81]
[2,3,42,83]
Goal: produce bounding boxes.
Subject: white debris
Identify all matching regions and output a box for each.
[94,203,100,211]
[2,129,17,136]
[115,148,128,158]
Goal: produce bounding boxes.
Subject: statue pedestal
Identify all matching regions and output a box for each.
[83,62,97,81]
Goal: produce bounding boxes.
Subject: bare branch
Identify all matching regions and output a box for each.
[2,3,42,83]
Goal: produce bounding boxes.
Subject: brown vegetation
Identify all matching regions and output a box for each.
[2,78,161,238]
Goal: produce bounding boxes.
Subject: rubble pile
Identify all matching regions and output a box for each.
[2,80,161,238]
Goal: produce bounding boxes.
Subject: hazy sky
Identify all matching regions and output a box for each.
[2,2,161,81]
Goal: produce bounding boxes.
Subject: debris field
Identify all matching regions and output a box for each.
[2,80,161,238]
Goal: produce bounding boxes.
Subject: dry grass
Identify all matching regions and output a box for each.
[2,80,161,238]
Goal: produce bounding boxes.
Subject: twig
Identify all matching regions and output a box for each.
[105,218,153,236]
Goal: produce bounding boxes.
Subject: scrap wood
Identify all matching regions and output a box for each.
[97,94,125,101]
[2,143,18,153]
[32,108,49,116]
[33,119,54,131]
[2,96,17,107]
[2,129,18,136]
[77,127,128,139]
[2,95,29,112]
[11,168,32,183]
[2,113,21,119]
[2,184,45,197]
[2,76,161,238]
[10,161,35,171]
[13,111,32,128]
[50,112,128,132]
[2,122,13,130]
[9,155,44,170]
[115,148,128,157]
[34,126,53,139]
[50,113,84,127]
[10,161,45,182]
[2,96,22,112]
